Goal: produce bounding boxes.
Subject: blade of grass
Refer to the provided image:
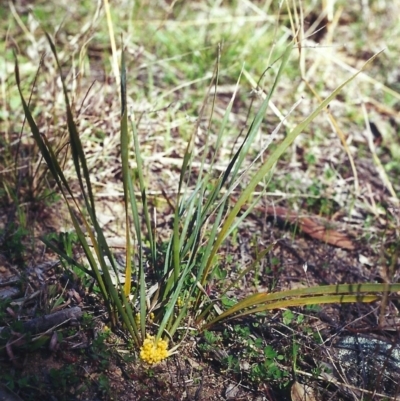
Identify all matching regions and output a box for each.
[201,49,383,290]
[45,33,98,225]
[120,50,133,298]
[202,282,400,329]
[16,39,141,345]
[222,294,381,322]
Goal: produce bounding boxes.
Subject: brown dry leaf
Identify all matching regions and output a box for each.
[263,206,354,250]
[298,217,354,250]
[290,381,317,401]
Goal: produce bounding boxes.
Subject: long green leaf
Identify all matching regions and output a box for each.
[203,282,400,328]
[220,294,381,322]
[46,34,98,217]
[120,51,133,297]
[201,50,383,288]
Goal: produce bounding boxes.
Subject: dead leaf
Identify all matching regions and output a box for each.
[264,206,355,250]
[298,216,354,250]
[225,383,240,399]
[291,381,317,401]
[234,199,355,250]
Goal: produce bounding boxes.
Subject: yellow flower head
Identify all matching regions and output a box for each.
[135,313,140,325]
[140,334,169,365]
[177,296,184,308]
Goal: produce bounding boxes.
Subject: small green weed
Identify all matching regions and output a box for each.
[98,373,111,397]
[0,298,12,323]
[0,370,44,401]
[0,222,27,265]
[250,344,288,383]
[199,321,292,387]
[81,312,95,329]
[49,365,81,399]
[230,325,288,384]
[90,329,113,370]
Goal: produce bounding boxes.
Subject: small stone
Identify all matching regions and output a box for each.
[225,383,240,399]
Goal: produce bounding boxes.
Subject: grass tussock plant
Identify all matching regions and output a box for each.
[15,33,400,366]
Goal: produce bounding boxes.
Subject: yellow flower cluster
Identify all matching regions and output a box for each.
[135,312,156,325]
[176,296,183,308]
[135,313,140,325]
[140,334,169,365]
